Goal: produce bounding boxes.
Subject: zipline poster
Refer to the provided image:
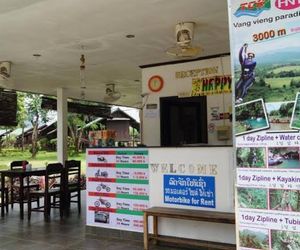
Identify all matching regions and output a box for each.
[228,0,300,249]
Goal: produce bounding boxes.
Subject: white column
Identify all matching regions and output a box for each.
[57,88,68,164]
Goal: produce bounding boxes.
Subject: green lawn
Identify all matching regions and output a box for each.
[0,150,87,173]
[243,84,297,103]
[265,76,300,88]
[270,66,300,74]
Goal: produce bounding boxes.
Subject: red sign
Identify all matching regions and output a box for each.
[275,0,300,10]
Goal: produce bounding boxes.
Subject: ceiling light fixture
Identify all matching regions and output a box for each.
[80,54,86,99]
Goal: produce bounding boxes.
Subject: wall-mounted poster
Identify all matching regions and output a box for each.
[86,148,149,232]
[228,0,300,249]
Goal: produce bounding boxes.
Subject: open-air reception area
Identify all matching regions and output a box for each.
[1,0,300,250]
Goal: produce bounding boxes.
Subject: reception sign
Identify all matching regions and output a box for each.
[229,0,300,249]
[86,148,149,232]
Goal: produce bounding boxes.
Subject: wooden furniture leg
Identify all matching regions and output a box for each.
[10,177,14,209]
[153,215,158,245]
[143,212,149,250]
[5,188,8,212]
[19,176,24,220]
[1,173,5,217]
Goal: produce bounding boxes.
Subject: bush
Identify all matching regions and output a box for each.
[29,142,41,155]
[39,138,49,150]
[2,135,16,148]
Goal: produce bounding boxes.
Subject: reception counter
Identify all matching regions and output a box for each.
[86,146,235,244]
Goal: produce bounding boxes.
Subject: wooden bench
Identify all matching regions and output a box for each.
[143,207,236,250]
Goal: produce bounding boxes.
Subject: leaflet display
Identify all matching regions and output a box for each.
[228,0,300,249]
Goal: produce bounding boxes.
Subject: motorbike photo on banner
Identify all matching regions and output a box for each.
[228,0,300,249]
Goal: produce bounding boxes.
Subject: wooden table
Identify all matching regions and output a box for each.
[143,207,236,250]
[0,168,46,219]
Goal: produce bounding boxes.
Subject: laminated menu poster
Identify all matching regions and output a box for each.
[86,148,149,232]
[228,0,300,249]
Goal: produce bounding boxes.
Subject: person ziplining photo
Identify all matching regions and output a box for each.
[235,43,257,104]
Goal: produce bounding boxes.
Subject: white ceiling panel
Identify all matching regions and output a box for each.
[0,0,230,107]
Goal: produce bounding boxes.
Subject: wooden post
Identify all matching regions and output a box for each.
[57,88,68,164]
[143,212,149,250]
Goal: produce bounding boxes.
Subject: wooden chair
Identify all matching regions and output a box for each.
[28,163,64,220]
[0,186,9,213]
[10,161,40,209]
[64,160,81,214]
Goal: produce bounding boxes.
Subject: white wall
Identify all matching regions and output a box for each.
[142,56,232,146]
[148,147,235,244]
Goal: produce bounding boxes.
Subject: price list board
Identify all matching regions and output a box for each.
[86,148,149,232]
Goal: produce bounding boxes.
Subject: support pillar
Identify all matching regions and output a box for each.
[57,88,68,164]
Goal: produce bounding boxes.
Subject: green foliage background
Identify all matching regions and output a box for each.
[236,147,265,168]
[239,229,268,249]
[291,95,300,128]
[238,188,267,209]
[270,190,300,211]
[235,64,300,103]
[272,230,300,250]
[236,101,265,121]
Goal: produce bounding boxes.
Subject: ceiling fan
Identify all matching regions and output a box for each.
[166,22,202,58]
[0,62,11,80]
[103,83,122,102]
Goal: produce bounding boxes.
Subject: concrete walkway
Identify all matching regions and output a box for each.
[0,192,199,250]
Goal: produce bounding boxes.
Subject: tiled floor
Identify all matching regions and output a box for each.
[0,192,197,250]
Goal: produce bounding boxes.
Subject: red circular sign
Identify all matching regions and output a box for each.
[148,75,164,92]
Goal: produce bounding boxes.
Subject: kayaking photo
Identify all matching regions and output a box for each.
[268,147,300,169]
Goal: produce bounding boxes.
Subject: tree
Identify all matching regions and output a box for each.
[16,92,27,151]
[68,113,85,155]
[0,136,3,152]
[68,113,102,154]
[287,102,294,117]
[258,77,266,87]
[269,110,279,116]
[290,79,296,87]
[25,94,48,158]
[0,127,8,152]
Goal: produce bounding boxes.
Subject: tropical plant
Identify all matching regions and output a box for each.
[238,188,267,209]
[16,92,27,151]
[25,94,48,158]
[67,113,99,154]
